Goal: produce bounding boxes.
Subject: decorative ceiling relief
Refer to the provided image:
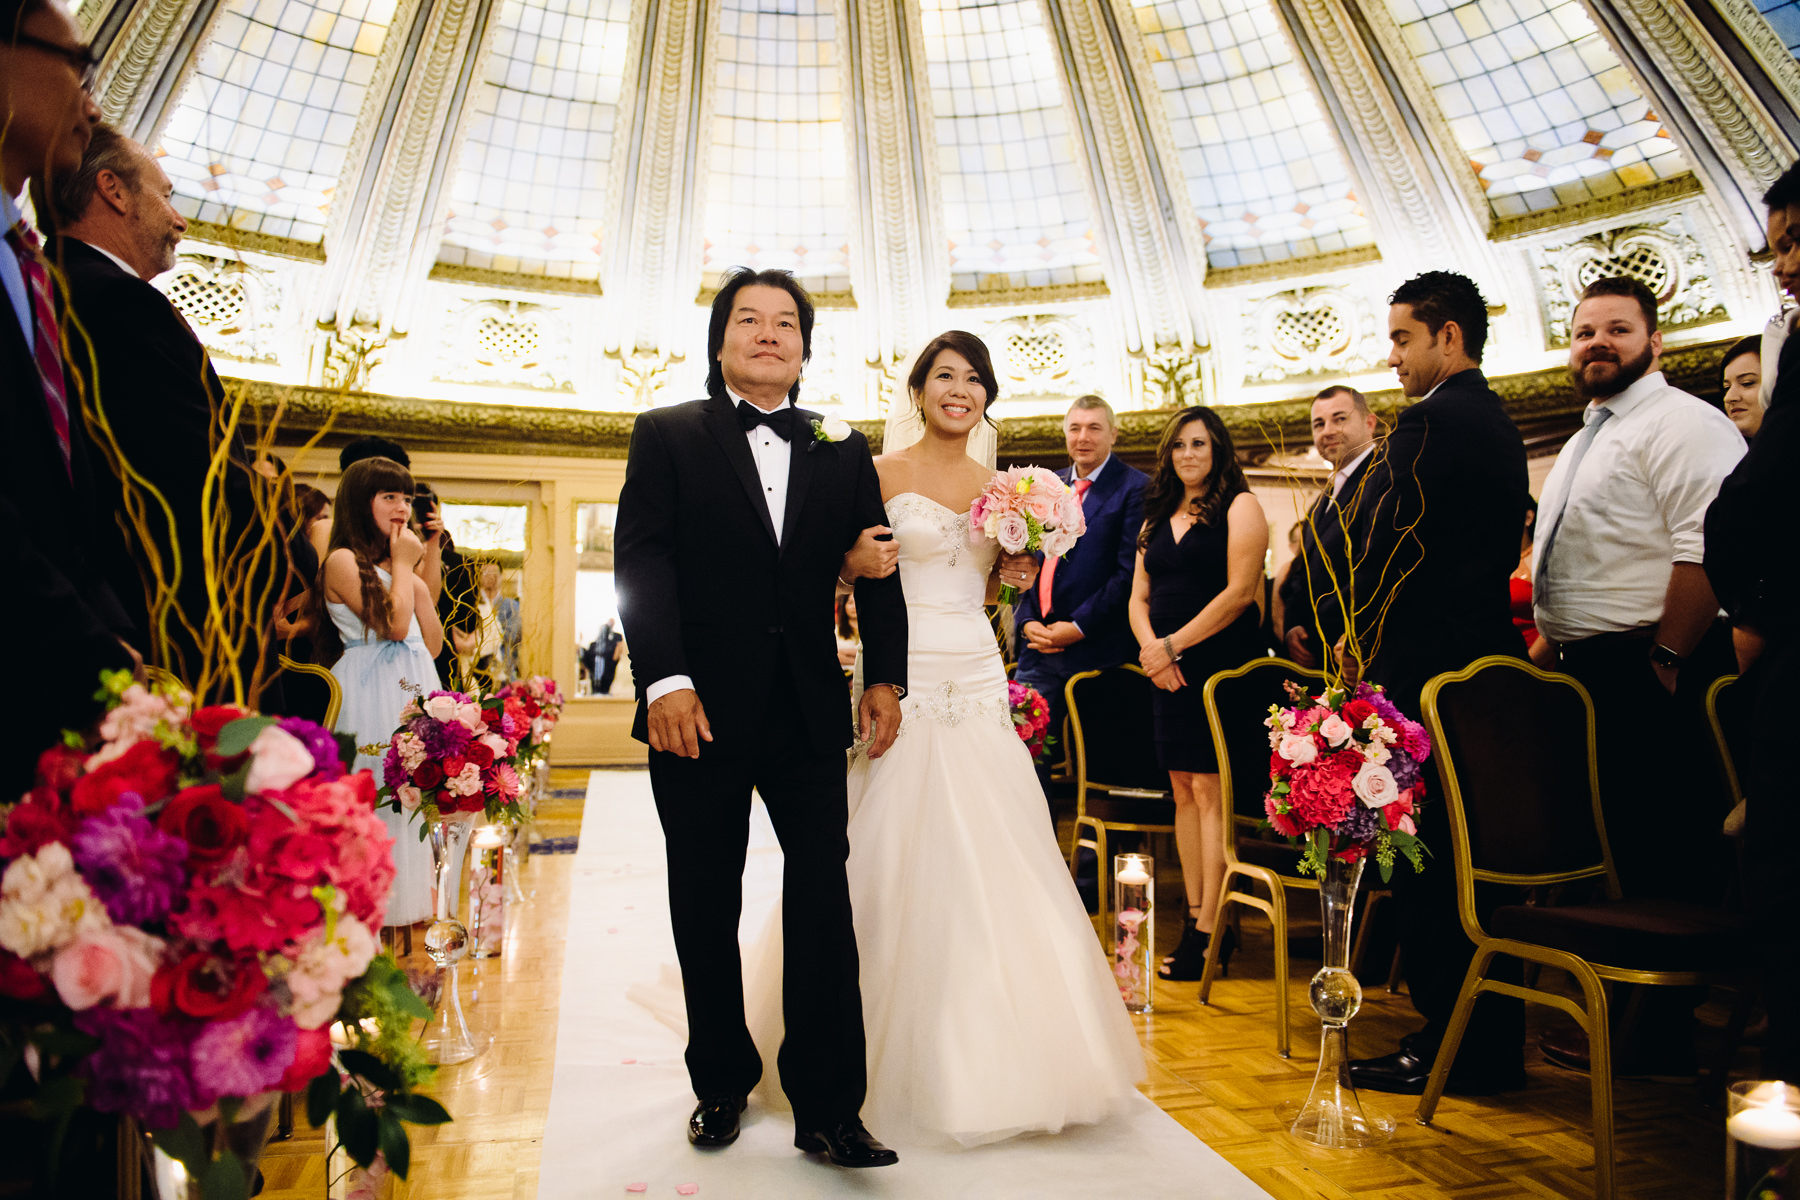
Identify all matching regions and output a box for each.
[982,313,1097,398]
[1240,285,1385,382]
[434,298,575,391]
[1531,217,1728,346]
[160,254,284,364]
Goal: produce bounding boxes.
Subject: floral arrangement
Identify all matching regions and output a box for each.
[1263,680,1430,881]
[1006,680,1054,762]
[2,671,447,1198]
[496,674,564,767]
[968,466,1087,603]
[379,689,528,830]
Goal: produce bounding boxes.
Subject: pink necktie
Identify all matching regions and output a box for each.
[6,224,72,478]
[1036,476,1092,617]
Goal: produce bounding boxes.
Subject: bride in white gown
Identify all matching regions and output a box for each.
[741,331,1144,1148]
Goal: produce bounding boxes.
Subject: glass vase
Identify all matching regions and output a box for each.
[422,812,478,1064]
[1727,1080,1800,1200]
[1287,852,1394,1147]
[468,825,506,959]
[1113,853,1154,1013]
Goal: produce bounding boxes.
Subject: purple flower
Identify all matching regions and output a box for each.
[190,1006,297,1104]
[412,713,472,758]
[1356,682,1405,726]
[278,717,344,781]
[1387,749,1422,792]
[1399,720,1431,763]
[382,741,405,789]
[75,1007,197,1130]
[71,797,189,925]
[1336,801,1383,843]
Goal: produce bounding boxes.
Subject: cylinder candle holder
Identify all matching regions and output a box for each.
[1728,1080,1800,1199]
[469,825,507,959]
[1113,853,1154,1013]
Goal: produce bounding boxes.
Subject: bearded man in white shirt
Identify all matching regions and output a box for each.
[1531,275,1744,1075]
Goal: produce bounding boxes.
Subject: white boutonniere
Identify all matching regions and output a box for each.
[811,418,853,444]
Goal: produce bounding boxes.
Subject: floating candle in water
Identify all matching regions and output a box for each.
[1117,866,1151,887]
[1728,1103,1800,1150]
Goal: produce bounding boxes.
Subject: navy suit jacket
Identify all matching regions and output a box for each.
[1013,457,1148,680]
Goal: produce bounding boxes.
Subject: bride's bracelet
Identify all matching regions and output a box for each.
[1163,636,1181,666]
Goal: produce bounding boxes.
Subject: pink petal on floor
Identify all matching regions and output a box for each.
[608,928,619,934]
[620,1058,636,1064]
[677,1187,699,1196]
[625,1184,647,1193]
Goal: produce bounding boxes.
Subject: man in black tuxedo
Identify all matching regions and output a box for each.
[1707,162,1800,1081]
[2,0,139,801]
[1279,385,1380,669]
[51,125,284,709]
[1012,395,1147,804]
[1344,272,1530,1097]
[615,268,907,1167]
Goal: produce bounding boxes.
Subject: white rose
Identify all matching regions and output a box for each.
[245,725,317,794]
[821,418,853,442]
[424,695,460,723]
[1277,732,1318,765]
[397,785,423,812]
[1353,760,1399,808]
[1318,714,1353,747]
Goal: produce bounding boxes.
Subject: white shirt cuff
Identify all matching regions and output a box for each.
[646,675,694,704]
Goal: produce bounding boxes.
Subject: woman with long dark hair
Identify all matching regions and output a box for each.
[311,456,444,927]
[1127,406,1268,980]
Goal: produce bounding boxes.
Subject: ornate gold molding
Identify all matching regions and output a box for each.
[259,337,1736,461]
[1202,245,1382,289]
[944,279,1111,308]
[428,263,604,296]
[183,222,327,262]
[694,285,856,310]
[1487,175,1707,242]
[1706,0,1800,116]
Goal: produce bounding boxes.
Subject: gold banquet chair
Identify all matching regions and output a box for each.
[1416,655,1755,1200]
[1065,665,1176,932]
[277,654,343,729]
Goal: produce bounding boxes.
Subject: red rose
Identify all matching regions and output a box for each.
[0,792,75,858]
[0,950,48,1002]
[34,745,85,796]
[70,741,180,815]
[153,951,268,1020]
[441,757,467,780]
[158,785,249,866]
[413,760,446,789]
[346,770,378,810]
[191,706,247,751]
[465,742,495,770]
[279,1027,334,1092]
[1342,699,1375,726]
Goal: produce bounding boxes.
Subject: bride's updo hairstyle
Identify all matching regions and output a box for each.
[908,330,1002,429]
[1137,405,1248,550]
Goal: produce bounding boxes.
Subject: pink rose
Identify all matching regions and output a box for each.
[1024,487,1058,522]
[51,928,159,1011]
[246,726,318,794]
[1352,760,1399,808]
[1318,714,1353,747]
[397,785,423,812]
[995,514,1030,554]
[478,732,508,758]
[423,695,460,724]
[1398,813,1417,835]
[1277,732,1318,765]
[453,702,484,733]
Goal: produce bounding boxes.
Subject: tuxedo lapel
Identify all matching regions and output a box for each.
[702,394,778,546]
[779,411,816,553]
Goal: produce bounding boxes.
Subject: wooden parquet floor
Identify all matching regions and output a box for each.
[253,774,1734,1199]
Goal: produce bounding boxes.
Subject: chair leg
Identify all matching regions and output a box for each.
[1572,963,1616,1200]
[1270,882,1291,1059]
[1386,945,1404,994]
[1710,985,1758,1095]
[1417,946,1495,1125]
[1094,825,1111,933]
[1197,873,1236,1004]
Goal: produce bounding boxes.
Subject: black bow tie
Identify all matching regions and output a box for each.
[738,402,799,440]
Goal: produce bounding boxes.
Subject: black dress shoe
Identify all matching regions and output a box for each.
[794,1119,899,1167]
[688,1095,747,1147]
[1348,1048,1525,1096]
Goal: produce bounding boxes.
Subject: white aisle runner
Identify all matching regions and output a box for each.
[537,770,1272,1199]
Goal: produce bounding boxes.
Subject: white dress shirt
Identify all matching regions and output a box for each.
[646,392,795,705]
[1531,370,1745,643]
[1329,442,1375,499]
[2,190,34,352]
[1073,453,1110,485]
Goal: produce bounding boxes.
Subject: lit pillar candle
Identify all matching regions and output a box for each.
[469,826,507,958]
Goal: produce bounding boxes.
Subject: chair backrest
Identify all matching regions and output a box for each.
[1066,665,1170,802]
[278,654,344,730]
[1422,656,1615,938]
[1203,656,1326,831]
[1705,674,1749,807]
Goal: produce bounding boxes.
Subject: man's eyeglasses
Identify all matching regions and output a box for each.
[8,33,101,91]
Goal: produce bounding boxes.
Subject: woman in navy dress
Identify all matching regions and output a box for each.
[1128,407,1268,980]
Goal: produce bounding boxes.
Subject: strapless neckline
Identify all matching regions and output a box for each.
[888,491,973,519]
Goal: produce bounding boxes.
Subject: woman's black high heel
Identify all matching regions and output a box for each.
[1158,919,1211,981]
[1214,924,1239,977]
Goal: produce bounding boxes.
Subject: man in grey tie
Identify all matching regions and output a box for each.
[1531,275,1744,1077]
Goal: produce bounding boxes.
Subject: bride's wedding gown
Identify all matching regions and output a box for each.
[743,491,1145,1147]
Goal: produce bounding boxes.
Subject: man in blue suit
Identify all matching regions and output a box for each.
[1012,395,1148,806]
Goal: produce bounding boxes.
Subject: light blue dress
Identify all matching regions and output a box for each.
[328,567,438,926]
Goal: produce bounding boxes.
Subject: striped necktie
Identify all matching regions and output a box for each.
[5,224,72,479]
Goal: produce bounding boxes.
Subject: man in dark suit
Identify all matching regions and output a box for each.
[1344,271,1530,1097]
[51,124,285,709]
[1012,395,1148,802]
[1706,162,1800,1081]
[1279,385,1380,669]
[2,0,139,800]
[615,268,907,1167]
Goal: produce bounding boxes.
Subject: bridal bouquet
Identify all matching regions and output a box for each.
[1264,681,1429,881]
[968,466,1087,603]
[379,689,528,830]
[496,675,563,767]
[1006,680,1055,762]
[4,671,447,1197]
